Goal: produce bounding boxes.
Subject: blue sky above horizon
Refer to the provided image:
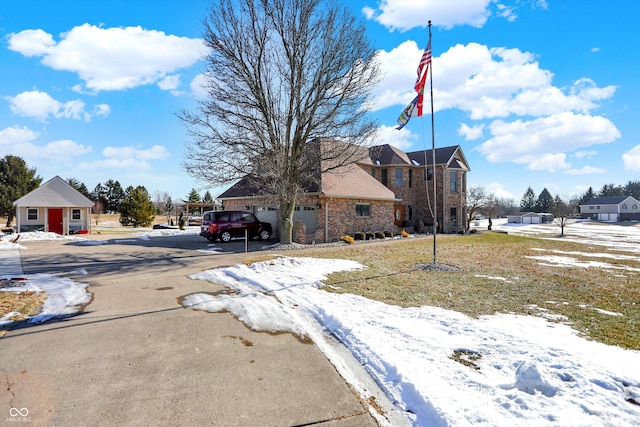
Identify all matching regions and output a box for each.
[1,0,638,203]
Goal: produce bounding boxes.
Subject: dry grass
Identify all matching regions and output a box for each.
[0,291,46,322]
[269,232,640,350]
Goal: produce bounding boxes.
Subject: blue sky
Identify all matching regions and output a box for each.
[1,0,638,203]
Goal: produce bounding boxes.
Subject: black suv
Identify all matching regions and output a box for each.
[199,210,273,242]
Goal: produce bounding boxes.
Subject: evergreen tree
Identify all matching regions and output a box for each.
[119,186,155,227]
[66,177,91,199]
[535,188,554,213]
[578,187,596,205]
[185,188,201,214]
[519,187,536,212]
[598,183,624,197]
[624,180,640,199]
[202,190,213,204]
[0,155,42,226]
[105,179,125,213]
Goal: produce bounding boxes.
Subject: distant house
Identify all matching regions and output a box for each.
[507,212,553,224]
[13,176,93,234]
[218,139,469,243]
[579,196,640,222]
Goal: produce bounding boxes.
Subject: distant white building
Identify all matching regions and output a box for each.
[579,196,640,222]
[506,212,553,224]
[13,176,93,235]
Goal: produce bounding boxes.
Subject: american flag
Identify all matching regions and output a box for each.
[414,38,431,95]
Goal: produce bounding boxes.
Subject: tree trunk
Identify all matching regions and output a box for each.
[279,201,296,244]
[6,214,14,228]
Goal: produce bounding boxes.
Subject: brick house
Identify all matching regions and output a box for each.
[362,144,470,234]
[218,142,469,242]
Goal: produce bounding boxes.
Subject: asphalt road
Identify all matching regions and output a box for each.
[0,233,380,426]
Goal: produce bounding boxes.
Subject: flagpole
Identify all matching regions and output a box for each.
[428,20,437,265]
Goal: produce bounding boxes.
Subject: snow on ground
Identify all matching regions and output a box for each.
[0,241,91,326]
[184,256,640,427]
[486,218,640,254]
[2,223,640,426]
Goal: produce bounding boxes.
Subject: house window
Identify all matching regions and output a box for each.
[462,172,467,192]
[72,209,81,220]
[424,168,433,181]
[450,207,457,227]
[634,204,638,210]
[27,208,38,221]
[450,171,458,192]
[355,203,370,218]
[589,206,594,210]
[371,168,376,178]
[395,168,403,188]
[381,169,388,186]
[408,170,413,188]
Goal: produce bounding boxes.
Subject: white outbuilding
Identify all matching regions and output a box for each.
[13,176,93,235]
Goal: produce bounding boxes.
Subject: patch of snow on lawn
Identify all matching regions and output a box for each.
[184,256,640,427]
[0,274,92,324]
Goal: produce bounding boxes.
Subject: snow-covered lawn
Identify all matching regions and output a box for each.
[183,256,640,426]
[2,223,640,426]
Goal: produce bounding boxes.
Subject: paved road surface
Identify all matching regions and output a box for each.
[0,234,380,426]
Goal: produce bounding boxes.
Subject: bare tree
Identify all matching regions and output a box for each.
[92,200,104,226]
[179,0,380,243]
[465,185,494,232]
[552,194,578,236]
[154,191,174,224]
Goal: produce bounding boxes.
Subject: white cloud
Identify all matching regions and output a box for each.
[190,73,210,99]
[0,126,90,163]
[8,24,208,92]
[366,0,493,31]
[7,90,109,122]
[7,29,55,56]
[157,74,181,91]
[458,123,484,140]
[485,182,515,200]
[522,153,571,172]
[373,125,419,151]
[564,166,606,175]
[0,125,40,145]
[622,144,640,171]
[42,140,92,161]
[372,42,616,121]
[478,112,620,170]
[78,144,171,171]
[368,40,423,111]
[574,150,597,159]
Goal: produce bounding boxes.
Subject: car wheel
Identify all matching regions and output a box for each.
[259,230,271,240]
[220,230,232,242]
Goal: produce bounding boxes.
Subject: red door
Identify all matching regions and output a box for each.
[48,208,63,234]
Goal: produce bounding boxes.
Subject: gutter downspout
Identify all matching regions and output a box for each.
[325,197,330,243]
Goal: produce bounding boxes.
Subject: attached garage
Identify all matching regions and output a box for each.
[253,204,318,238]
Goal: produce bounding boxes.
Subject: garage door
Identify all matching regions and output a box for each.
[254,206,278,235]
[293,205,317,233]
[254,205,317,235]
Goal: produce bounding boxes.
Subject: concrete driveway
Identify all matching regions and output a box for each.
[0,233,379,426]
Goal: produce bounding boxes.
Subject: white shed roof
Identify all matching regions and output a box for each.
[13,175,94,208]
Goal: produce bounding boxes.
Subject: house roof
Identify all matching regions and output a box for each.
[218,164,395,201]
[580,196,638,206]
[321,163,396,200]
[362,144,469,171]
[363,144,412,166]
[13,175,94,208]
